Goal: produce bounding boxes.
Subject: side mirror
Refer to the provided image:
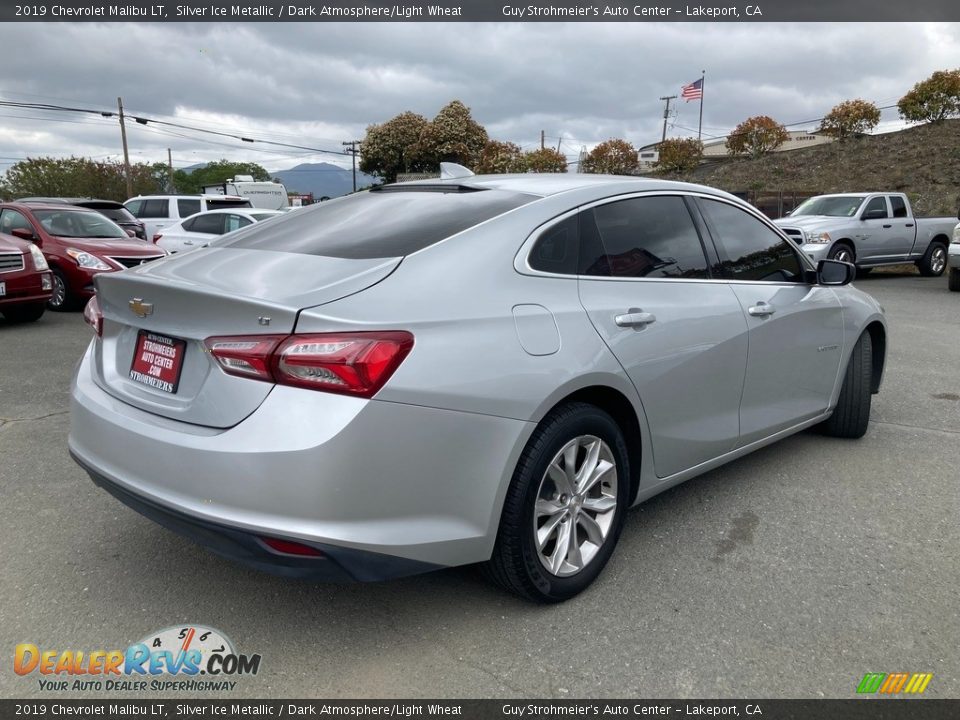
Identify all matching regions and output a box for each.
[10,227,35,241]
[818,259,855,286]
[125,228,137,238]
[861,208,886,220]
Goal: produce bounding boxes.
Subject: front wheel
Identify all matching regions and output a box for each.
[917,242,948,277]
[47,269,74,311]
[818,332,873,439]
[828,243,855,265]
[484,403,630,603]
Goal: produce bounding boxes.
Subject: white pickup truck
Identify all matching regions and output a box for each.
[775,193,956,277]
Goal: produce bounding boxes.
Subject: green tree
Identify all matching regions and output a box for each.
[726,115,789,158]
[413,100,489,169]
[173,159,271,194]
[898,69,960,124]
[820,99,881,140]
[580,139,640,175]
[653,138,703,174]
[2,157,159,201]
[359,111,430,183]
[522,147,567,173]
[476,140,526,174]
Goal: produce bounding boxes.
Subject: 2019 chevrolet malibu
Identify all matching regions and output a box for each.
[69,172,886,602]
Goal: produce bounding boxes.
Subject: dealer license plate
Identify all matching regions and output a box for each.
[129,330,186,394]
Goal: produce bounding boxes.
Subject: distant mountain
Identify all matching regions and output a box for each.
[270,162,378,199]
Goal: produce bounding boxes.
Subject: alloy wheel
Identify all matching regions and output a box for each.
[49,273,66,309]
[931,247,947,275]
[533,435,618,577]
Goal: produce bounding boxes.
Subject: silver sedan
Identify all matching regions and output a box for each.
[69,172,886,602]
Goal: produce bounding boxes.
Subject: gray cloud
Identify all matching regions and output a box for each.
[0,22,955,172]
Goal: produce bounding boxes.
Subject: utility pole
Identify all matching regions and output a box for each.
[540,130,545,150]
[659,95,677,144]
[117,97,133,198]
[342,140,361,192]
[167,148,175,192]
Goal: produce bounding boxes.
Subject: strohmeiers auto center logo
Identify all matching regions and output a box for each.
[14,625,261,692]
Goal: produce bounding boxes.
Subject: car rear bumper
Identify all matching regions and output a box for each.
[69,343,531,575]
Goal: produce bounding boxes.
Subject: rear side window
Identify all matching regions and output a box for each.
[225,214,252,232]
[185,214,225,235]
[138,199,170,219]
[699,199,803,282]
[220,188,536,259]
[529,215,579,275]
[178,199,201,218]
[580,196,710,279]
[890,196,908,218]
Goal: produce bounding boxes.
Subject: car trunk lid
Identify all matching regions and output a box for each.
[90,247,401,428]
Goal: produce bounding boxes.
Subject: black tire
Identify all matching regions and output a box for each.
[47,268,74,311]
[918,242,948,277]
[484,402,630,603]
[818,332,873,439]
[828,242,855,265]
[949,268,960,292]
[1,303,45,323]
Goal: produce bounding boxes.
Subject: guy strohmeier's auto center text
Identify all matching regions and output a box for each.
[15,2,760,19]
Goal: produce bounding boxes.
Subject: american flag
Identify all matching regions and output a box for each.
[681,78,703,102]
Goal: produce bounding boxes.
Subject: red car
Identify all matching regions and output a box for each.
[0,202,166,310]
[0,232,52,323]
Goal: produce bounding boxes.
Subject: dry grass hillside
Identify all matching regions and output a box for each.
[658,119,960,217]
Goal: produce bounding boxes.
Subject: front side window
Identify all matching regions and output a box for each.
[580,196,710,279]
[0,209,35,234]
[862,197,888,219]
[699,199,803,282]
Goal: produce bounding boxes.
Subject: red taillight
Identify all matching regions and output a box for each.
[259,536,324,557]
[83,295,103,336]
[152,233,162,243]
[204,332,414,398]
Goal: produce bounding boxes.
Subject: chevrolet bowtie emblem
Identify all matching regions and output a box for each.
[129,298,154,318]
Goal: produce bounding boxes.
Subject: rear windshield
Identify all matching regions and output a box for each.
[207,198,253,210]
[218,188,536,259]
[92,207,137,223]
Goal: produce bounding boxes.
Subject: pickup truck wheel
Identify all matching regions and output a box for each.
[1,303,46,323]
[917,242,947,277]
[949,268,960,292]
[828,243,855,265]
[818,332,872,439]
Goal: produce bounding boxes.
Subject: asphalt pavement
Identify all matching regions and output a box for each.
[1,271,957,699]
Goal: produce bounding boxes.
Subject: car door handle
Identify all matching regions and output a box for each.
[747,302,776,317]
[615,310,657,328]
[905,223,914,228]
[883,224,892,228]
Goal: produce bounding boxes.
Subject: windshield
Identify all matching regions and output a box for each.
[790,196,866,218]
[34,209,128,238]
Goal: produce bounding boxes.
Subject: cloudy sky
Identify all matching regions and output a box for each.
[0,22,957,174]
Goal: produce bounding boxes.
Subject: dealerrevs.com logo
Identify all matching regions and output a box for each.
[14,625,261,692]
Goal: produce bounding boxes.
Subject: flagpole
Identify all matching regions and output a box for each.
[698,70,705,142]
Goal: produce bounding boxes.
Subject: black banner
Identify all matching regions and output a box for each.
[0,0,958,22]
[2,700,960,720]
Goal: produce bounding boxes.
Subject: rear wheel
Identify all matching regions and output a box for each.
[47,269,74,311]
[828,243,855,265]
[1,303,45,323]
[818,332,872,439]
[484,403,630,603]
[917,242,947,277]
[949,268,960,292]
